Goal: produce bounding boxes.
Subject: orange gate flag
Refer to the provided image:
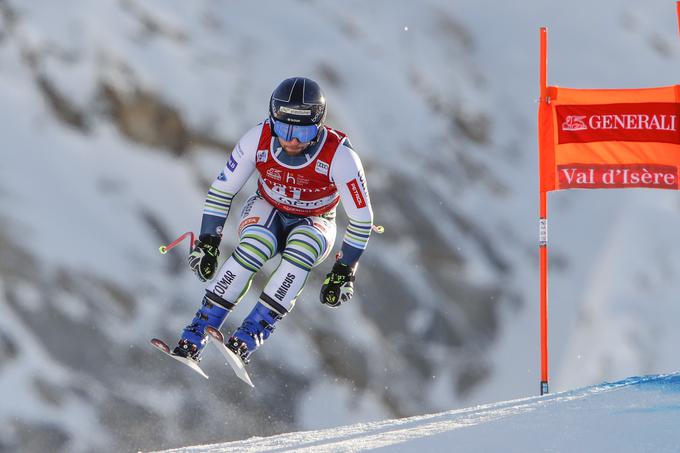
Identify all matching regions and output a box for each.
[539,85,680,193]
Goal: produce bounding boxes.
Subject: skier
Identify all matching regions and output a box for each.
[174,77,374,364]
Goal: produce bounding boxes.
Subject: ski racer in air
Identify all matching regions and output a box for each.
[174,77,375,365]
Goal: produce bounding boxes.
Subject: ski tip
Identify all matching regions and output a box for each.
[150,338,170,354]
[205,326,225,342]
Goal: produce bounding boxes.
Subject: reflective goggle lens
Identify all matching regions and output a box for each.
[272,119,319,143]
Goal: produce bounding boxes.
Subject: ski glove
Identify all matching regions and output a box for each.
[188,235,221,282]
[320,261,356,307]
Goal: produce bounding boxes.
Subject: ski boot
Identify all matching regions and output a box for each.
[229,301,284,363]
[174,291,234,361]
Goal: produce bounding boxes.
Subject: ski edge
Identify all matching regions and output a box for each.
[150,338,209,380]
[205,327,255,388]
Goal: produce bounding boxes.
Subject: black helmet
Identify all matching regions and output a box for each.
[269,77,326,127]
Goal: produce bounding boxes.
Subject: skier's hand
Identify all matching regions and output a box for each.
[320,261,356,307]
[188,235,220,282]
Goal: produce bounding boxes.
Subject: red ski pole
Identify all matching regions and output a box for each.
[159,231,196,255]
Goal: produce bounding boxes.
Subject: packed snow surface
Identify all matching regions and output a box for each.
[151,373,680,453]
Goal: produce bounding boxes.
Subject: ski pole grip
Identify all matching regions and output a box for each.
[159,231,196,254]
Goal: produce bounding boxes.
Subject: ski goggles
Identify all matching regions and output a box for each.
[272,119,319,143]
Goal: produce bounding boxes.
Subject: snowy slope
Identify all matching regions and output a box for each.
[0,0,679,452]
[150,373,680,453]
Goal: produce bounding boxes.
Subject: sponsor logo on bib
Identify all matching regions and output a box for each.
[315,160,329,175]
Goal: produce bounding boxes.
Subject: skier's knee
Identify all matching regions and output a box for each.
[232,225,278,272]
[282,225,328,270]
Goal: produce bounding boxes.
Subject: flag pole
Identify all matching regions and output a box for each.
[538,26,550,396]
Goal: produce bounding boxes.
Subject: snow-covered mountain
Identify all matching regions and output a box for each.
[0,1,677,452]
[150,373,680,453]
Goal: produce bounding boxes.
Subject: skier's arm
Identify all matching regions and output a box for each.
[199,125,260,238]
[329,139,374,268]
[320,139,373,307]
[188,126,260,281]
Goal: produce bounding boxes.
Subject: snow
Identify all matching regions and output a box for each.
[150,373,680,452]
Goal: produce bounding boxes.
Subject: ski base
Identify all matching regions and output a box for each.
[205,326,254,388]
[150,338,209,379]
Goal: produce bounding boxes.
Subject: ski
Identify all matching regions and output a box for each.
[205,326,254,388]
[150,338,209,379]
